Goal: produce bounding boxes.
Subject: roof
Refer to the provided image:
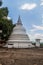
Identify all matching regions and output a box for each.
[17,16,22,25]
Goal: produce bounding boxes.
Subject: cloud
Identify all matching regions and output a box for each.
[40,2,43,6]
[34,33,43,39]
[29,24,43,41]
[20,3,37,10]
[30,29,36,32]
[41,0,43,1]
[33,25,43,30]
[7,17,11,20]
[30,24,43,32]
[3,16,11,20]
[28,33,43,41]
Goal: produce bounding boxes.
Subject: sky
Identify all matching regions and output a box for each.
[2,0,43,42]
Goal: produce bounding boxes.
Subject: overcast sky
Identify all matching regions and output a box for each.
[2,0,43,42]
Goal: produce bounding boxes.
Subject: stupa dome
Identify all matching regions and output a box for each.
[4,16,34,48]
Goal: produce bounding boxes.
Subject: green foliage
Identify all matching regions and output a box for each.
[0,7,8,18]
[0,0,2,6]
[32,42,36,45]
[13,24,16,28]
[0,18,13,40]
[0,7,13,41]
[40,43,43,47]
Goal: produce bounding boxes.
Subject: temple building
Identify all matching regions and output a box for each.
[4,16,35,48]
[35,39,40,47]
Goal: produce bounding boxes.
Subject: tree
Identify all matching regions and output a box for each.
[0,7,8,18]
[0,0,14,41]
[0,0,2,6]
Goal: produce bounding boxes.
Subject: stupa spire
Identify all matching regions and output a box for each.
[17,16,22,25]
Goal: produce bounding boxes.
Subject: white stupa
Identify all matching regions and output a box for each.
[4,16,34,48]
